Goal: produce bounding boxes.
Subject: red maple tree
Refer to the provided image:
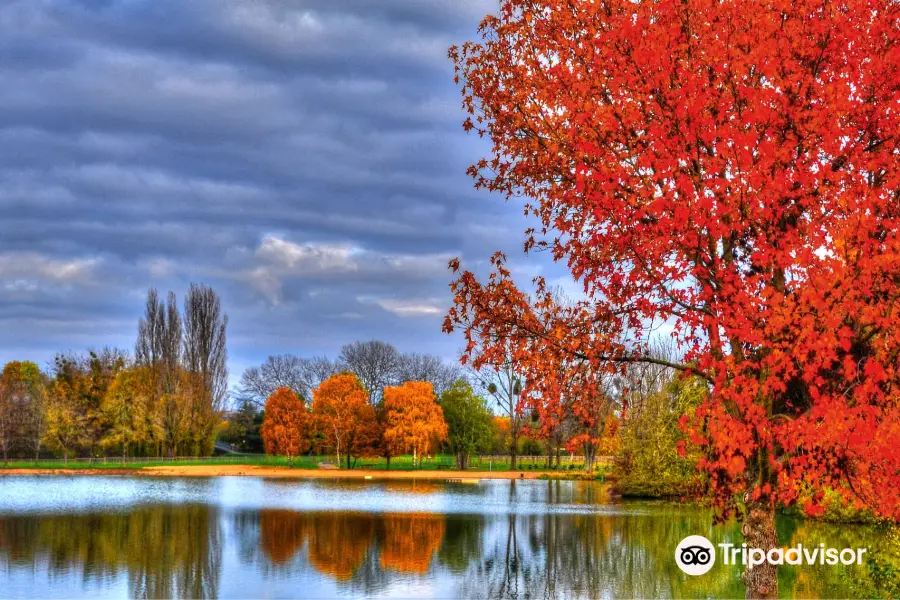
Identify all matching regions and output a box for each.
[445,1,899,596]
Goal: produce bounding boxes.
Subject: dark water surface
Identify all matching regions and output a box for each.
[0,476,889,598]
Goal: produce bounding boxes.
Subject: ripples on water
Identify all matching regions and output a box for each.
[0,476,889,599]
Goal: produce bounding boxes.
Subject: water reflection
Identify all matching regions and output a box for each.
[0,505,220,599]
[0,478,892,599]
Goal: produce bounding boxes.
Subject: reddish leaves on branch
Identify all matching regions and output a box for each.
[446,0,900,519]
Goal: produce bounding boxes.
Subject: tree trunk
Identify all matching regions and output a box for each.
[742,500,778,599]
[584,442,596,475]
[386,455,391,470]
[346,452,351,470]
[458,453,469,470]
[510,419,518,470]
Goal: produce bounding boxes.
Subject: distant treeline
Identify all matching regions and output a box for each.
[2,288,702,489]
[0,284,227,461]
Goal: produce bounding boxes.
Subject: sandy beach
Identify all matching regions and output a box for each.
[0,464,549,480]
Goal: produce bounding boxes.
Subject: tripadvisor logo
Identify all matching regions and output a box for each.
[676,535,868,576]
[676,535,716,575]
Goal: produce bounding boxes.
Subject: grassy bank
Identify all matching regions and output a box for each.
[0,454,602,477]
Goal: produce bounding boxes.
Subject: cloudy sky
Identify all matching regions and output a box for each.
[0,0,569,382]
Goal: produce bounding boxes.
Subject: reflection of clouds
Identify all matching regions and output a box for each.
[0,478,888,598]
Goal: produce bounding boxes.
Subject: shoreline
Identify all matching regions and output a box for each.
[0,464,554,480]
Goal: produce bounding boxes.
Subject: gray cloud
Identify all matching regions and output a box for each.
[0,0,561,382]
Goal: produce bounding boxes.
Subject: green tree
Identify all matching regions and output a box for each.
[440,380,495,469]
[616,376,707,497]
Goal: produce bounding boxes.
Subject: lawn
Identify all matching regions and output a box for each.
[0,453,600,472]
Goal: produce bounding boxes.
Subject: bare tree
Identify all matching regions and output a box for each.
[238,354,343,408]
[0,373,17,463]
[613,339,678,416]
[395,353,463,396]
[25,373,47,460]
[183,284,229,450]
[469,356,524,469]
[298,356,342,395]
[238,354,305,407]
[136,289,182,395]
[339,340,400,403]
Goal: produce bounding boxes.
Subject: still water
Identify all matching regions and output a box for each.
[0,476,891,598]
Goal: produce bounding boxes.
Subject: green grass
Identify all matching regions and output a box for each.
[0,454,595,473]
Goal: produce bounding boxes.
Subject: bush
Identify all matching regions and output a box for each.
[614,376,707,499]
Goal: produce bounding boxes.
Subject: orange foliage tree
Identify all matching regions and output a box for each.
[383,381,448,466]
[312,374,379,469]
[446,0,900,597]
[260,387,309,465]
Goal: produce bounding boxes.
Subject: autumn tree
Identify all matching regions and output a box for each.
[46,350,126,462]
[447,1,900,597]
[102,366,155,463]
[383,381,448,466]
[312,373,379,469]
[0,362,45,462]
[260,387,310,465]
[551,361,620,474]
[44,365,86,464]
[440,380,495,469]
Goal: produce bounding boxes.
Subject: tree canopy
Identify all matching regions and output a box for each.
[440,380,495,469]
[446,1,899,596]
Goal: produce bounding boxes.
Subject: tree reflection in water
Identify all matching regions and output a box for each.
[0,505,221,599]
[0,479,893,599]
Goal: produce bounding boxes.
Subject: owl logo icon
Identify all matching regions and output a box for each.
[675,535,716,575]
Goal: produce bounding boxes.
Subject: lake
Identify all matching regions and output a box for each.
[0,476,891,598]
